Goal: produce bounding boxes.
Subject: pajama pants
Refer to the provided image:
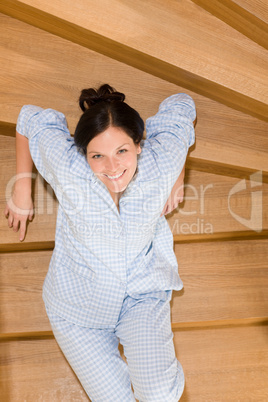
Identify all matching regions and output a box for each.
[45,294,185,401]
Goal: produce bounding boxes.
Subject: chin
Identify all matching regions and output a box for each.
[109,182,128,194]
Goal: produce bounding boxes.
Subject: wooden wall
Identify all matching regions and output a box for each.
[0,1,267,400]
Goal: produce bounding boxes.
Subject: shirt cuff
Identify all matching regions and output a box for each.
[16,105,44,138]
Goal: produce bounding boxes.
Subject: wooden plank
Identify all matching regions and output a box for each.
[0,241,55,253]
[176,324,268,401]
[1,239,267,333]
[0,14,267,173]
[0,122,15,137]
[191,0,268,49]
[0,1,267,120]
[167,169,268,236]
[0,338,89,401]
[173,230,268,244]
[0,331,53,340]
[233,0,268,25]
[172,239,268,324]
[0,251,51,333]
[172,317,268,330]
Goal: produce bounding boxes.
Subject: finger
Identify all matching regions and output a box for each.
[8,213,14,228]
[164,204,172,216]
[4,204,10,218]
[13,217,20,232]
[171,202,178,212]
[161,204,168,217]
[29,211,34,221]
[19,220,26,242]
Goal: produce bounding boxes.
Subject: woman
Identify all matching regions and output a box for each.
[5,84,196,401]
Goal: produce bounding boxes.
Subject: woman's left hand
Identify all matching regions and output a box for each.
[161,165,185,216]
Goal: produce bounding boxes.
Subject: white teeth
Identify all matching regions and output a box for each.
[106,171,125,180]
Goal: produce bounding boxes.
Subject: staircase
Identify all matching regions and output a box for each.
[0,1,267,400]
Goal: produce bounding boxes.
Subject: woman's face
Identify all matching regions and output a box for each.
[86,126,141,197]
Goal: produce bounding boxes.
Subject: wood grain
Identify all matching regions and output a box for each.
[172,239,268,324]
[176,324,268,401]
[0,337,89,401]
[191,0,268,49]
[0,0,267,120]
[167,169,268,236]
[0,251,52,333]
[233,0,268,24]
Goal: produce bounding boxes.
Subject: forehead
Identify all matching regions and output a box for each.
[87,127,134,151]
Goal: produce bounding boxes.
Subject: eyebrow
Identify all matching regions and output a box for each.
[87,143,130,154]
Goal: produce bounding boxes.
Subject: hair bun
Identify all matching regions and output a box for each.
[79,84,125,112]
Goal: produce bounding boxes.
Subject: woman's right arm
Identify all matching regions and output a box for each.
[5,131,34,241]
[5,105,71,241]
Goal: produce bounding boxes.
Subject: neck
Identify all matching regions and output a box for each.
[109,190,123,209]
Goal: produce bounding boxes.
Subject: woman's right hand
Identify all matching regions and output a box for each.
[4,187,34,242]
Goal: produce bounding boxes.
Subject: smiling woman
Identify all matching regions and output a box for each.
[87,126,141,205]
[4,83,196,401]
[74,84,144,206]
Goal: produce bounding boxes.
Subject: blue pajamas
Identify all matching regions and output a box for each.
[17,94,195,400]
[45,293,184,401]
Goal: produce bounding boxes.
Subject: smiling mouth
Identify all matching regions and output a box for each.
[104,170,126,180]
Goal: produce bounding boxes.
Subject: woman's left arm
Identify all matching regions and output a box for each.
[161,114,196,216]
[145,94,196,216]
[161,163,185,216]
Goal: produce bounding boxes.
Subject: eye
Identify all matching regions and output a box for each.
[92,154,103,159]
[118,149,127,154]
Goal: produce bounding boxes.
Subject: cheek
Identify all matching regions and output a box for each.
[123,154,138,169]
[88,159,101,173]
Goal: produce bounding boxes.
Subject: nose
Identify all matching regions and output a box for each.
[105,157,119,173]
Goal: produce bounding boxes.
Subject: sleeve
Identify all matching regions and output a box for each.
[16,105,72,186]
[145,93,196,173]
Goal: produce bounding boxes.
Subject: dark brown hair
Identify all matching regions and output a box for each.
[74,84,144,155]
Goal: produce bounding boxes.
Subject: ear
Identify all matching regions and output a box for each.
[136,143,142,154]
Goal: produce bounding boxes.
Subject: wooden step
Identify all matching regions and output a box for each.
[0,337,88,401]
[176,323,268,401]
[233,0,268,24]
[191,0,268,48]
[172,238,268,324]
[0,0,267,120]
